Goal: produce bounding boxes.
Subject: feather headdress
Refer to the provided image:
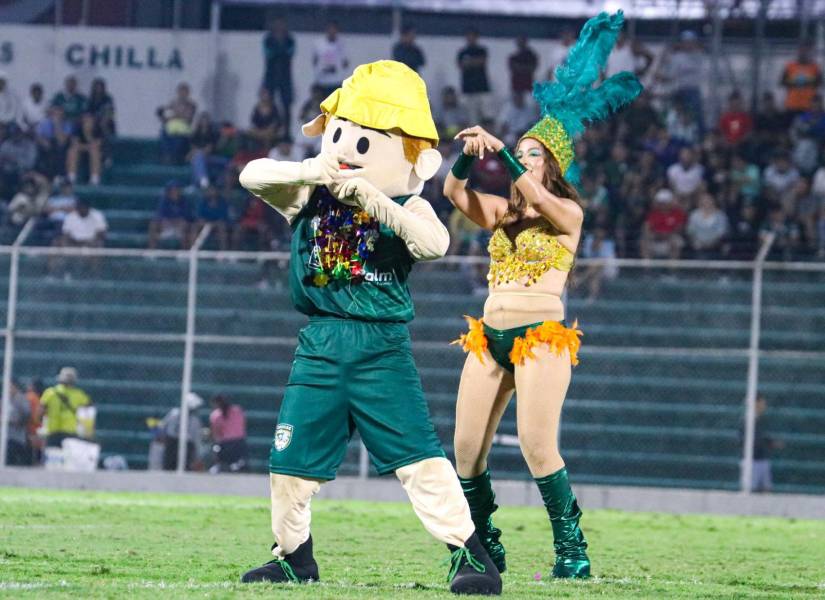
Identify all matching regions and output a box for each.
[522,11,643,183]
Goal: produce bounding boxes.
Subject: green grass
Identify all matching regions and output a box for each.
[1,487,823,599]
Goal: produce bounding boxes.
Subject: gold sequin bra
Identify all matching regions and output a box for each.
[487,226,575,286]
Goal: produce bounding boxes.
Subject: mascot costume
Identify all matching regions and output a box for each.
[239,60,502,595]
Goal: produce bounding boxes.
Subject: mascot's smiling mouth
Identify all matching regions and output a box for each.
[339,162,362,170]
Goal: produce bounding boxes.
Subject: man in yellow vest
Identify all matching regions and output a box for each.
[40,367,91,448]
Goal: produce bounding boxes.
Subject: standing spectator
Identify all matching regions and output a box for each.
[195,185,230,250]
[433,86,468,140]
[60,198,107,248]
[232,195,274,251]
[686,193,729,258]
[546,27,575,79]
[65,112,103,185]
[188,112,221,189]
[456,29,491,123]
[35,105,73,178]
[248,88,282,151]
[51,75,87,127]
[208,395,248,474]
[1,380,31,466]
[39,367,90,449]
[21,83,45,132]
[741,395,783,493]
[763,153,800,200]
[780,43,822,114]
[605,32,635,77]
[87,78,116,139]
[718,91,753,148]
[148,181,193,249]
[497,91,538,147]
[298,85,327,156]
[508,35,538,95]
[392,25,426,73]
[26,379,45,464]
[641,188,687,259]
[0,71,21,126]
[156,82,197,164]
[262,17,295,133]
[665,31,705,132]
[667,147,704,200]
[160,393,203,471]
[312,21,349,98]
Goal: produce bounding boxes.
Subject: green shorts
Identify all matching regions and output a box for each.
[483,320,569,373]
[269,317,445,480]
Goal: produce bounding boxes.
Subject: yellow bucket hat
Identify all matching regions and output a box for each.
[307,60,439,145]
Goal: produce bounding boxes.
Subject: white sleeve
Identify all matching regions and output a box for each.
[360,193,450,262]
[95,210,108,233]
[238,158,314,224]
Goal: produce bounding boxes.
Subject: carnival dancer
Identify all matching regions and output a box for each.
[238,60,501,595]
[443,12,642,579]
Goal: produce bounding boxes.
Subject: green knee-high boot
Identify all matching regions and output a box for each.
[458,469,506,573]
[535,467,590,578]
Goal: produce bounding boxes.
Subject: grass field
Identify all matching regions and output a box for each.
[1,487,824,599]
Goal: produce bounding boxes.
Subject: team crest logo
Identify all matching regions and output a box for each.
[274,424,293,451]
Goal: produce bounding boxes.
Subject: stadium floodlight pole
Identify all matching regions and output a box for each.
[176,224,213,474]
[0,219,35,469]
[741,232,775,494]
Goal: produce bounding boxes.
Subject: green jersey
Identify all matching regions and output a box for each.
[289,186,416,322]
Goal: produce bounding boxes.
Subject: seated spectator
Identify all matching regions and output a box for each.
[727,154,761,206]
[667,147,704,201]
[298,84,327,156]
[35,105,73,178]
[7,172,50,227]
[39,367,91,449]
[0,71,21,126]
[60,198,107,247]
[232,195,273,251]
[641,188,686,259]
[195,185,230,250]
[208,394,248,474]
[718,91,753,148]
[760,207,804,260]
[87,78,116,139]
[159,393,203,471]
[2,379,32,466]
[248,87,282,150]
[578,226,619,303]
[496,91,538,147]
[434,86,468,140]
[51,75,87,128]
[268,136,303,162]
[21,83,46,132]
[448,207,482,256]
[214,121,240,166]
[188,112,222,189]
[41,179,77,240]
[148,181,193,249]
[66,112,103,185]
[763,153,800,200]
[687,193,729,258]
[156,82,197,164]
[727,203,761,260]
[0,123,38,196]
[666,102,700,145]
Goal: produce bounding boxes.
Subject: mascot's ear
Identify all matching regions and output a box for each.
[413,148,442,181]
[301,114,326,138]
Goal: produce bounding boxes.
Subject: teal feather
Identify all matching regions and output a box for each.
[533,10,643,141]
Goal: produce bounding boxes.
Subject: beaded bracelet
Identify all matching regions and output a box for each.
[498,147,528,180]
[450,152,475,180]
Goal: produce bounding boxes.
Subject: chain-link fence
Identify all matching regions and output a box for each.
[0,239,823,494]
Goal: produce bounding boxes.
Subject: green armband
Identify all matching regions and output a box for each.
[450,152,475,180]
[498,147,527,180]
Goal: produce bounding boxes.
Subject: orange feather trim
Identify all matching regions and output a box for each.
[509,320,583,367]
[451,315,488,364]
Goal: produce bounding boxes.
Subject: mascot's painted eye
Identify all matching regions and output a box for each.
[356,137,370,154]
[332,127,342,143]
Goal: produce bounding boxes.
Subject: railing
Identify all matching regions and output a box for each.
[0,231,823,494]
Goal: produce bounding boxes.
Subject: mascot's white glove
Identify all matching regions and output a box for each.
[330,175,449,262]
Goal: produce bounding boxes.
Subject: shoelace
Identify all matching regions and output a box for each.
[446,546,487,582]
[265,558,300,583]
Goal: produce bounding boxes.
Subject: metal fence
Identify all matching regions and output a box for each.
[0,226,823,495]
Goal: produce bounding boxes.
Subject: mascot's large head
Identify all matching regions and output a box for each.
[302,60,442,198]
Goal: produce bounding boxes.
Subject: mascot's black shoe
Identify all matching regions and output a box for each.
[447,532,502,595]
[241,536,319,583]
